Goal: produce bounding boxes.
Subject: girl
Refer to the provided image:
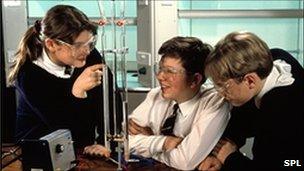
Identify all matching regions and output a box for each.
[8,5,110,157]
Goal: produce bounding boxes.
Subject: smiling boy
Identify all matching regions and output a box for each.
[128,36,231,170]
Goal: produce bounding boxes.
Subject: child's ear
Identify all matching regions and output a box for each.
[243,72,259,89]
[190,73,203,88]
[44,38,58,52]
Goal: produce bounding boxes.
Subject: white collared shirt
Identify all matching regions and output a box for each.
[129,85,231,170]
[33,48,74,78]
[255,59,295,108]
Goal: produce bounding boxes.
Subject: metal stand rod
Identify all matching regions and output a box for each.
[102,65,110,149]
[98,0,129,170]
[97,0,106,58]
[119,0,130,162]
[111,0,118,137]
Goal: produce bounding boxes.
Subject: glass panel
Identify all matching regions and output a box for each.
[177,0,303,65]
[27,0,136,17]
[299,18,303,66]
[179,18,303,66]
[178,1,191,10]
[178,0,303,10]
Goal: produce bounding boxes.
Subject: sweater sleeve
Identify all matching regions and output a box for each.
[223,151,256,171]
[223,99,257,148]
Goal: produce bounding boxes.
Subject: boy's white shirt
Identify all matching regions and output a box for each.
[129,85,231,170]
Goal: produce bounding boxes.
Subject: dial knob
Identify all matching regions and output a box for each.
[55,144,64,153]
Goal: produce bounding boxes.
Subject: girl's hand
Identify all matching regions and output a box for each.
[72,64,103,98]
[83,144,110,158]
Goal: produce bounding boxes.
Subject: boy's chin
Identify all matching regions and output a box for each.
[73,61,86,68]
[161,92,173,100]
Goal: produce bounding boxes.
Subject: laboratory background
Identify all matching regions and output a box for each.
[1,0,303,170]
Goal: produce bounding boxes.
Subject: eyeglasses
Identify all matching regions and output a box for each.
[154,63,186,78]
[213,76,243,94]
[56,36,97,53]
[213,81,231,93]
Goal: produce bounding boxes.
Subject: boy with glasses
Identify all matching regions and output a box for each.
[128,36,231,170]
[200,31,304,171]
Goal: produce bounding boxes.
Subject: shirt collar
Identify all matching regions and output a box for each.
[33,48,73,78]
[255,59,295,108]
[174,91,201,117]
